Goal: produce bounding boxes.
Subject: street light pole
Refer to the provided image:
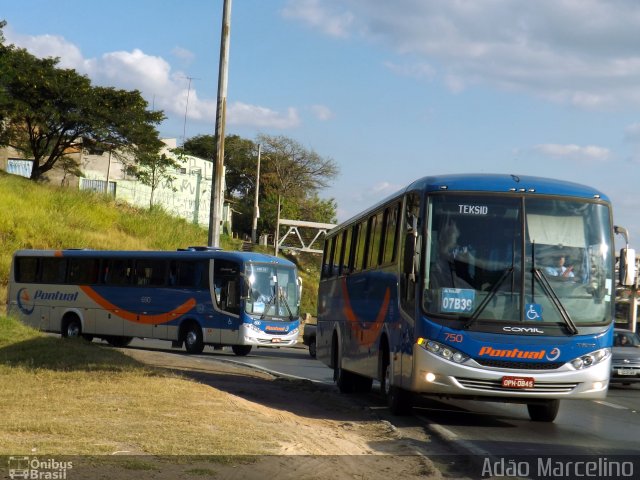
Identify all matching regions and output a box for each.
[251,144,261,244]
[208,0,232,247]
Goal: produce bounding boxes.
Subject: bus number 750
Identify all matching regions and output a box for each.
[444,333,463,343]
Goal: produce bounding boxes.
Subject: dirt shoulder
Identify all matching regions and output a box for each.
[113,347,446,480]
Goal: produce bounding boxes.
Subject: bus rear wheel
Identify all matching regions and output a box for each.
[183,324,204,354]
[231,345,252,356]
[527,400,560,422]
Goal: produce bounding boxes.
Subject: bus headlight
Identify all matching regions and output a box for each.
[246,323,262,333]
[418,338,469,364]
[570,348,610,370]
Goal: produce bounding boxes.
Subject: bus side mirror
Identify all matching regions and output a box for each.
[620,248,636,286]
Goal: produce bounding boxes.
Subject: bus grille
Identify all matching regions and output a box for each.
[455,377,578,393]
[474,359,564,370]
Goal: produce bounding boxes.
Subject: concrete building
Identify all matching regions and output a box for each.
[0,139,232,231]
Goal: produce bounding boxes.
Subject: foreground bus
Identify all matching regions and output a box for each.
[7,248,300,355]
[317,174,635,421]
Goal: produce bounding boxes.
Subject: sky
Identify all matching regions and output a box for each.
[2,0,640,244]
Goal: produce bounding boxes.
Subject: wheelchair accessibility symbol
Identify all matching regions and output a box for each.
[526,304,543,321]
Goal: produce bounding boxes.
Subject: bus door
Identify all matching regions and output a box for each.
[213,260,242,345]
[398,192,422,386]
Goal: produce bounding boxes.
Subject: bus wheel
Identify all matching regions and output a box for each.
[107,336,133,348]
[308,339,317,358]
[183,324,204,354]
[527,400,560,422]
[231,345,252,356]
[381,358,412,415]
[62,316,82,338]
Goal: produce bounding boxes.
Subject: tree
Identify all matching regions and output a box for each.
[182,133,339,238]
[126,152,181,209]
[0,25,165,181]
[257,134,339,199]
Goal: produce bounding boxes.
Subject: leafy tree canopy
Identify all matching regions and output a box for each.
[183,132,339,237]
[0,21,164,181]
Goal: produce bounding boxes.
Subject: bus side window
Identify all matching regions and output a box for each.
[15,257,38,283]
[40,257,67,284]
[68,259,99,284]
[104,259,132,285]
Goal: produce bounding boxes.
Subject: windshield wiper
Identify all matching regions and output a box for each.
[259,291,277,319]
[278,289,295,321]
[533,268,579,335]
[464,267,514,329]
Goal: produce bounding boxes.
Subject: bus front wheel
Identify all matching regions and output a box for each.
[527,400,560,422]
[231,345,252,356]
[62,316,82,338]
[106,336,133,348]
[183,324,204,354]
[381,355,412,415]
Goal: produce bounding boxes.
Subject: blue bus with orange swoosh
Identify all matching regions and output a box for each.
[316,174,636,421]
[7,247,301,355]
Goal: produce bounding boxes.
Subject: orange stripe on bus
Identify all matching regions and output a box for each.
[79,286,196,324]
[341,279,391,347]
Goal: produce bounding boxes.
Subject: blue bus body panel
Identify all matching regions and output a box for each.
[423,321,614,364]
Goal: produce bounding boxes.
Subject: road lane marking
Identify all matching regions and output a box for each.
[593,400,628,410]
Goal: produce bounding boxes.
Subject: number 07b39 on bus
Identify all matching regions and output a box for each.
[316,174,636,422]
[7,248,301,356]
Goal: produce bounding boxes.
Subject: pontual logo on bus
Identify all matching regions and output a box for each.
[265,325,289,332]
[478,346,546,360]
[16,288,79,315]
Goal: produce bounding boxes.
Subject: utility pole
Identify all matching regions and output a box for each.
[208,0,232,247]
[251,144,261,244]
[181,76,198,147]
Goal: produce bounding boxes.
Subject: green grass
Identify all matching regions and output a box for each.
[0,316,279,455]
[0,171,244,304]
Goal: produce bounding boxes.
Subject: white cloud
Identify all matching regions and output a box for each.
[4,29,303,132]
[284,0,640,109]
[534,143,611,161]
[281,0,354,38]
[624,123,640,142]
[227,102,300,129]
[171,46,195,64]
[309,104,333,121]
[383,61,435,80]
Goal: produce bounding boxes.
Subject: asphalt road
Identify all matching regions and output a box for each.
[124,338,640,460]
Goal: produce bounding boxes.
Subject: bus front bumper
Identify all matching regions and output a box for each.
[408,346,610,400]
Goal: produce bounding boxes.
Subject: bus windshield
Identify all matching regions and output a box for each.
[423,194,613,326]
[245,263,299,320]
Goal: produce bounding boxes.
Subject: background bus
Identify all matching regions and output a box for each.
[317,174,636,421]
[7,247,301,355]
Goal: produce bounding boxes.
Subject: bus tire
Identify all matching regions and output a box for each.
[183,323,204,354]
[232,345,252,356]
[380,349,412,415]
[308,339,317,358]
[61,315,82,338]
[106,336,133,348]
[527,400,560,422]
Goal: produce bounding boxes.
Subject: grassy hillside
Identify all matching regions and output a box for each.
[0,171,320,315]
